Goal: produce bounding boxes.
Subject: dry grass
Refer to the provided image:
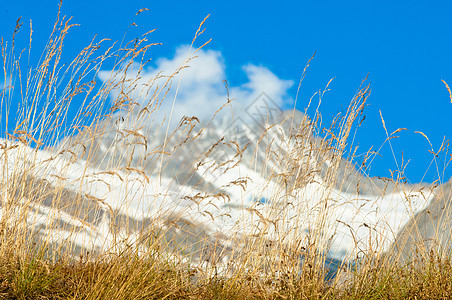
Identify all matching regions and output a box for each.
[0,5,451,299]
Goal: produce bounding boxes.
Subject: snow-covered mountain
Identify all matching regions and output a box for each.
[388,177,452,262]
[0,107,441,270]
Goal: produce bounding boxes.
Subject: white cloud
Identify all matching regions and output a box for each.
[97,45,294,126]
[0,80,9,91]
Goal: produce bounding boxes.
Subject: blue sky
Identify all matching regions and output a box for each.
[1,1,451,183]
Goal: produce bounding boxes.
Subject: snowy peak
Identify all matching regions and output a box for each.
[0,107,440,268]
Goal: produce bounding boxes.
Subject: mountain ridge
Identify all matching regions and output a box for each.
[0,107,444,274]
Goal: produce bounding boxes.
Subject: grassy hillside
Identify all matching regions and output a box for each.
[0,8,451,300]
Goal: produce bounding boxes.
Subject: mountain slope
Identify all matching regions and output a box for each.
[0,108,439,272]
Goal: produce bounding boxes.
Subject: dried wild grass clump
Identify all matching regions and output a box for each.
[0,5,450,299]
